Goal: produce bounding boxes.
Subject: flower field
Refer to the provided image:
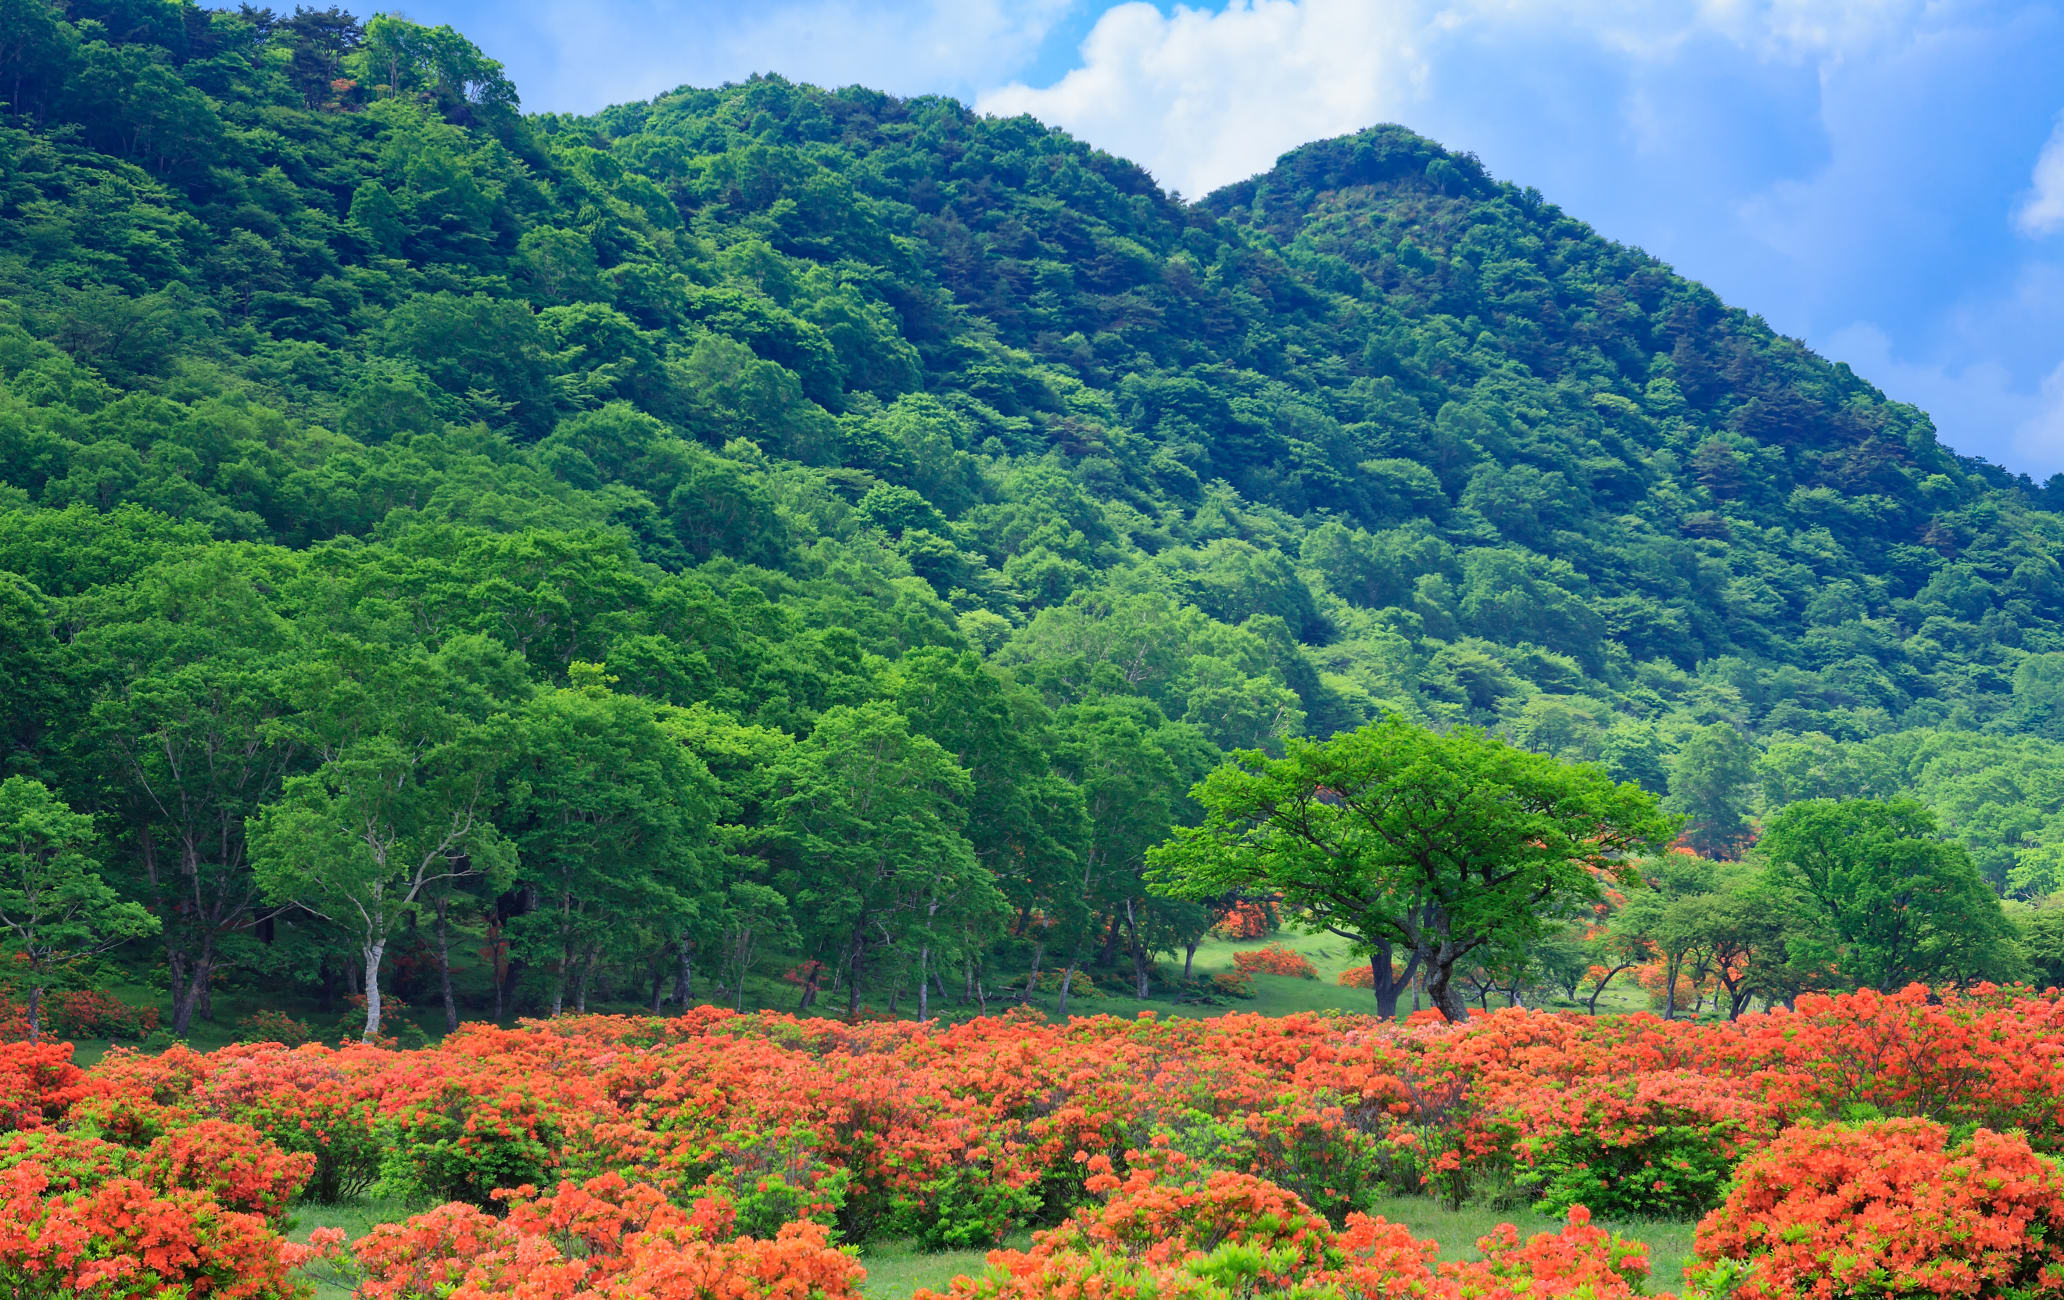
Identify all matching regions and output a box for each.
[9,986,2064,1297]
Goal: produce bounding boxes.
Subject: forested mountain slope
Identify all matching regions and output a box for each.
[4,1,2064,1024]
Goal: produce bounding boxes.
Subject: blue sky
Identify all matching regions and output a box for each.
[371,1,2064,480]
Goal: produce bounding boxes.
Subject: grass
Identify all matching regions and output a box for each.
[857,1234,1027,1298]
[286,1197,415,1300]
[1363,1195,1700,1285]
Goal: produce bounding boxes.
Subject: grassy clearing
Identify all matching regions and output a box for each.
[857,1235,1028,1298]
[1363,1196,1700,1286]
[286,1198,415,1300]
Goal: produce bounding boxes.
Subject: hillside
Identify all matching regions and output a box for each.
[3,3,2064,1027]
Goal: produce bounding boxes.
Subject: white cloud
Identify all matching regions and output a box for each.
[2022,362,2064,476]
[973,0,1933,198]
[1823,320,2064,477]
[2015,113,2064,236]
[979,0,1431,198]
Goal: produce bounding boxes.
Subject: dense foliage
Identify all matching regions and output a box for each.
[3,0,2064,1022]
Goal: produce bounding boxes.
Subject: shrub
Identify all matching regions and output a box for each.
[1692,1117,2064,1300]
[351,1175,866,1300]
[376,1082,561,1207]
[140,1118,314,1221]
[201,1045,382,1203]
[234,1009,312,1047]
[0,1041,86,1131]
[1214,901,1276,941]
[0,1164,301,1300]
[1232,945,1317,980]
[44,990,158,1041]
[1337,962,1407,990]
[1035,968,1105,999]
[1502,1071,1770,1217]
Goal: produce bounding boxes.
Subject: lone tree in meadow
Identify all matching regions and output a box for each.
[0,777,158,1041]
[1147,716,1675,1021]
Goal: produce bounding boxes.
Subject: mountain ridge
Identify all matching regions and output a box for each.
[5,5,2064,1024]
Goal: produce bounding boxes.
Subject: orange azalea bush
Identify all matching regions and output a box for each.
[352,1173,865,1300]
[1337,961,1409,989]
[919,1149,1658,1300]
[6,985,2064,1296]
[1231,944,1318,980]
[1214,900,1277,941]
[1692,1118,2064,1300]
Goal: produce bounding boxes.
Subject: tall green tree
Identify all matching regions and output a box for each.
[1051,696,1204,1006]
[74,551,304,1033]
[505,665,716,1015]
[250,634,525,1039]
[771,701,995,1020]
[1759,798,2017,992]
[0,777,157,1041]
[1667,723,1759,859]
[1150,717,1675,1021]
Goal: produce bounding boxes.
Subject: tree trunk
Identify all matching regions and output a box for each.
[1366,941,1421,1019]
[1663,952,1683,1020]
[1057,960,1078,1019]
[362,938,386,1041]
[1023,934,1044,1002]
[435,897,458,1034]
[26,984,41,1044]
[797,960,820,1012]
[1096,912,1123,968]
[574,944,597,1013]
[677,938,695,1012]
[1424,943,1470,1022]
[1122,897,1151,998]
[846,925,867,1021]
[917,944,930,1023]
[171,948,215,1036]
[181,936,220,1028]
[1586,962,1633,1015]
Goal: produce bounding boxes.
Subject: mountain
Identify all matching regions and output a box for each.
[4,3,2064,1023]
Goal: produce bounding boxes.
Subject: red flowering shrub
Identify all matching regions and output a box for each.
[1495,1071,1774,1217]
[1692,1118,2064,1300]
[1232,945,1318,980]
[920,1154,1658,1300]
[199,1044,383,1202]
[42,990,158,1041]
[10,984,2064,1300]
[0,1041,88,1130]
[1337,962,1409,990]
[0,1129,137,1191]
[140,1118,314,1221]
[0,1164,300,1300]
[1214,901,1276,941]
[352,1173,865,1300]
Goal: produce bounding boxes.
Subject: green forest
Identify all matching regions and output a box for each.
[5,0,2064,1042]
